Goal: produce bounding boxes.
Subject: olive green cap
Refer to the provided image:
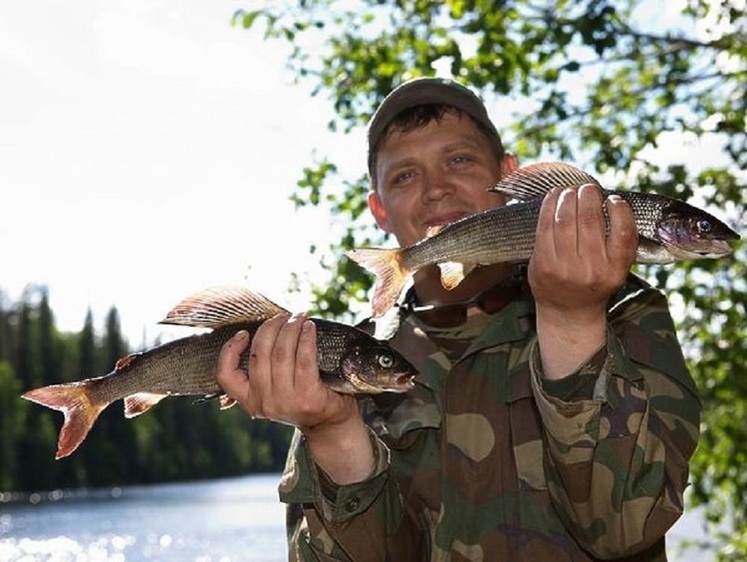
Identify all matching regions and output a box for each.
[367,77,501,178]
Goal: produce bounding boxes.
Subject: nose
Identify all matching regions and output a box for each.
[421,169,452,201]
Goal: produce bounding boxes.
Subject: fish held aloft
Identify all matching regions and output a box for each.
[22,286,417,459]
[346,161,740,317]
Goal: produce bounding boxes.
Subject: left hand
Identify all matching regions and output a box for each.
[529,183,638,319]
[528,183,638,378]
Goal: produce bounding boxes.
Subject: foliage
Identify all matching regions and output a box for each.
[233,0,746,558]
[0,361,27,490]
[0,286,293,493]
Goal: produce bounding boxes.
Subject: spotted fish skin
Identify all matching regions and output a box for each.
[22,286,417,459]
[347,161,740,317]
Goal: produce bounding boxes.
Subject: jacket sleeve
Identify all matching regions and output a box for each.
[280,426,425,562]
[530,285,701,559]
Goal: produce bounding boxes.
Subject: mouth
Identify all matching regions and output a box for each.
[397,374,416,390]
[425,212,470,228]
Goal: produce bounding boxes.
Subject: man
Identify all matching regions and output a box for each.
[216,78,701,560]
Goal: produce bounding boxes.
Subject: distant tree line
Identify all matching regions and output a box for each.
[0,285,293,493]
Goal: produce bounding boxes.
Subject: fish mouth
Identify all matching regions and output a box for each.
[380,372,416,393]
[347,372,415,394]
[661,239,736,260]
[696,250,734,258]
[397,374,416,390]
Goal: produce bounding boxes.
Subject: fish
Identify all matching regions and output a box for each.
[21,285,417,459]
[346,161,740,317]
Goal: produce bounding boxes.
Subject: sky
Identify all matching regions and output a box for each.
[1,0,366,346]
[1,0,735,348]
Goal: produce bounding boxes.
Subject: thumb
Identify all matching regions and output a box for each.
[215,330,250,395]
[606,195,638,266]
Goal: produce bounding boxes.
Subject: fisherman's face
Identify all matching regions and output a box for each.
[369,112,516,248]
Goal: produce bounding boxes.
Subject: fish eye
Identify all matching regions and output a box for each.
[378,353,394,369]
[696,218,714,234]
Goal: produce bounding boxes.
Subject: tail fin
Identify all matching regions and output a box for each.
[345,247,410,317]
[22,383,108,459]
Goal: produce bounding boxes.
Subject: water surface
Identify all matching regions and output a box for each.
[0,473,715,561]
[1,473,286,561]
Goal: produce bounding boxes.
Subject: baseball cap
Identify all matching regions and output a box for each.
[367,77,502,178]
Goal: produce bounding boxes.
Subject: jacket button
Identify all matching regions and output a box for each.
[345,497,360,512]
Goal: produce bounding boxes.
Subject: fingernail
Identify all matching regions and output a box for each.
[233,330,248,340]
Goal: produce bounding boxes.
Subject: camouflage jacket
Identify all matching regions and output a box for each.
[279,274,701,561]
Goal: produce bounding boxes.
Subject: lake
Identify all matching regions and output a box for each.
[0,473,716,561]
[0,474,286,561]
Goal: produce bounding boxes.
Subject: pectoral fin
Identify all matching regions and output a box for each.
[438,262,472,290]
[124,392,168,418]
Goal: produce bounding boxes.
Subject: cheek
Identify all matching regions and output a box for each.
[378,210,421,247]
[373,192,412,232]
[373,211,392,233]
[486,192,508,209]
[473,189,506,212]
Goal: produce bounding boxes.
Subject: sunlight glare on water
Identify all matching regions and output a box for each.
[0,474,286,561]
[0,472,718,561]
[0,535,131,561]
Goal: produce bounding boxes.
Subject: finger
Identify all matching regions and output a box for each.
[215,329,250,398]
[247,313,291,409]
[293,319,320,393]
[605,194,638,267]
[271,313,308,390]
[534,186,563,259]
[552,187,579,258]
[576,183,607,260]
[216,329,250,381]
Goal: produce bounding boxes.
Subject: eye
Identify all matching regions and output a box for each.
[378,353,394,369]
[696,218,714,234]
[450,154,471,166]
[391,169,415,186]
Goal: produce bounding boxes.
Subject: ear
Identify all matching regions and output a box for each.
[368,191,392,233]
[501,153,518,177]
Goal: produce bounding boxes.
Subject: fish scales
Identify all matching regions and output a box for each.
[404,189,690,271]
[347,161,740,317]
[403,201,541,269]
[22,286,418,459]
[88,320,383,404]
[314,319,371,374]
[87,326,243,405]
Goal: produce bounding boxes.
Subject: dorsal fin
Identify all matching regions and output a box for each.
[489,161,603,201]
[159,285,289,328]
[114,353,140,371]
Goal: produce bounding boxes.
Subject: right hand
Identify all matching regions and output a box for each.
[216,312,358,431]
[216,313,376,483]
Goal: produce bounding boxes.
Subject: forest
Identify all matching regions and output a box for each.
[0,284,293,492]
